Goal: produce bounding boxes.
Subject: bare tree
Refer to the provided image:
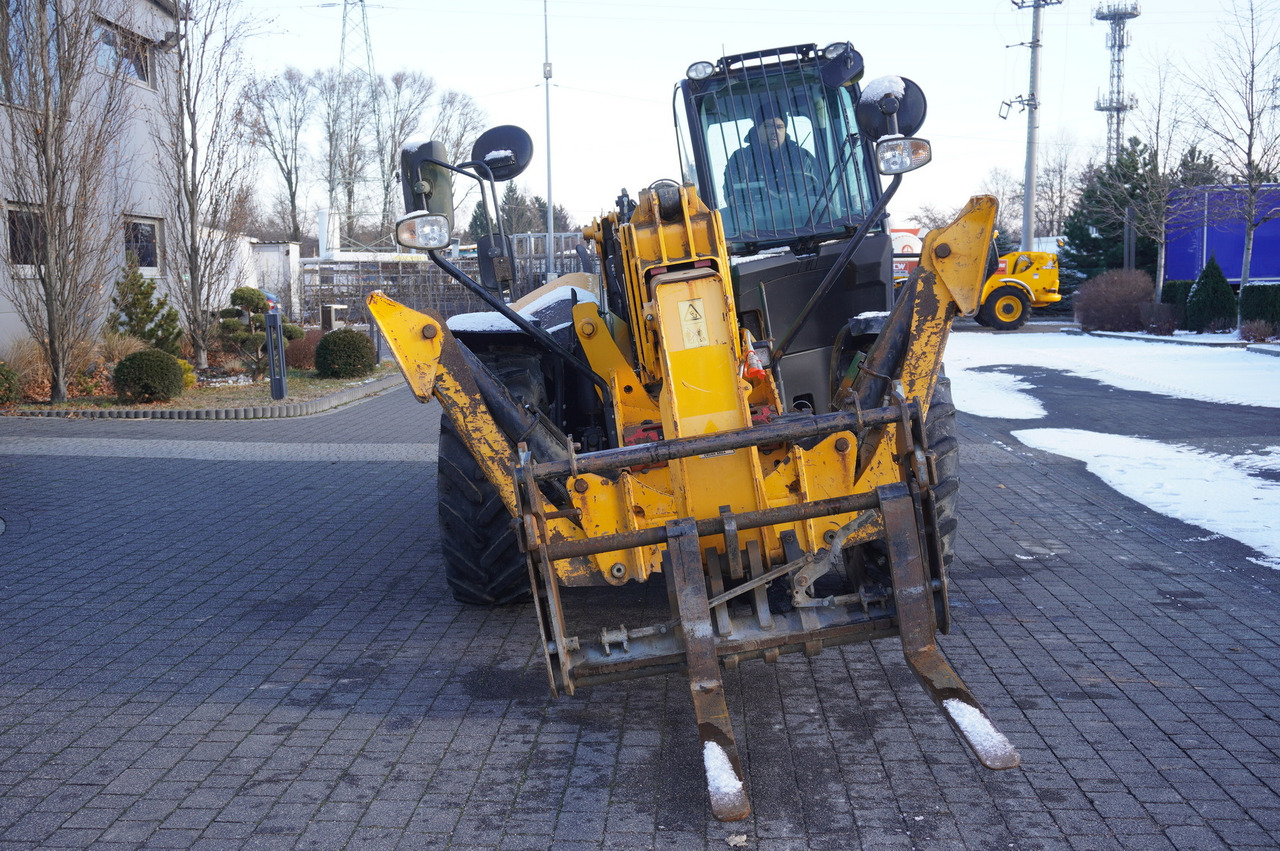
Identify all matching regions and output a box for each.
[429,89,486,212]
[907,204,959,232]
[982,168,1025,251]
[315,67,376,247]
[0,0,138,401]
[154,0,258,368]
[1035,131,1080,238]
[244,67,313,242]
[375,70,436,235]
[1092,60,1193,296]
[1188,0,1280,289]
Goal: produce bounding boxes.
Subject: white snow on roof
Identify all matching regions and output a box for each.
[446,286,598,334]
[945,330,1280,569]
[1012,429,1280,569]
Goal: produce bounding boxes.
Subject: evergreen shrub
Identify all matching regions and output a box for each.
[177,358,197,389]
[1160,280,1194,329]
[1186,256,1237,332]
[108,254,183,356]
[0,362,20,405]
[230,286,270,314]
[1073,269,1154,332]
[114,349,185,403]
[315,329,376,378]
[1240,284,1280,326]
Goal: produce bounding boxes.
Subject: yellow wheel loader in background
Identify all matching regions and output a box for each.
[975,250,1062,330]
[369,42,1019,820]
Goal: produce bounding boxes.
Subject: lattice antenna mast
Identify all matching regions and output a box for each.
[1094,3,1140,164]
[334,0,386,249]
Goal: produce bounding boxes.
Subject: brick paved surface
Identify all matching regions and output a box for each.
[1,381,1279,849]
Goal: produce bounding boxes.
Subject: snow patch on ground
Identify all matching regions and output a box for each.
[1012,429,1280,569]
[946,332,1280,413]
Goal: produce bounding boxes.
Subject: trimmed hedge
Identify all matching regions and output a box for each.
[1161,279,1194,330]
[314,329,376,378]
[114,349,185,403]
[1240,283,1280,325]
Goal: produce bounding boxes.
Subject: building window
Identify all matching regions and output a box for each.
[7,207,45,266]
[124,219,159,268]
[97,20,149,85]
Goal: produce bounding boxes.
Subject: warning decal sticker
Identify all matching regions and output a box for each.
[677,298,709,348]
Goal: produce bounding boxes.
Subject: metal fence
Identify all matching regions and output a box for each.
[300,233,595,329]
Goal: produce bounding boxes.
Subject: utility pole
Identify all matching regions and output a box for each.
[1002,0,1062,252]
[543,0,554,281]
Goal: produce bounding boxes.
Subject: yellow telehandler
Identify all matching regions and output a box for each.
[369,42,1019,820]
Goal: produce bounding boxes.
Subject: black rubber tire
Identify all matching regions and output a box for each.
[437,357,545,606]
[978,285,1030,331]
[925,376,960,569]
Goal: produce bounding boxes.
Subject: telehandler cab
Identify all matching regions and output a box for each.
[369,42,1018,820]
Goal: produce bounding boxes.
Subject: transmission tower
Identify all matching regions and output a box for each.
[1094,2,1140,164]
[331,0,385,250]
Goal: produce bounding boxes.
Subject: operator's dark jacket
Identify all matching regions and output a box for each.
[724,138,818,198]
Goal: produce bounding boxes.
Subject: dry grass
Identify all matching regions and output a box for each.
[100,332,148,364]
[1240,318,1276,343]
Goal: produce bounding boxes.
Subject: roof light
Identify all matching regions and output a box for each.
[686,61,715,81]
[823,41,852,60]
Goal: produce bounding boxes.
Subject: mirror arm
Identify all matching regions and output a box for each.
[425,249,618,444]
[771,172,903,363]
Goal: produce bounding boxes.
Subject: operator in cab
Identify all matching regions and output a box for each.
[723,103,820,234]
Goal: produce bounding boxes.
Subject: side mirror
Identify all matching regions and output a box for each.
[470,125,534,182]
[400,138,455,235]
[855,76,927,139]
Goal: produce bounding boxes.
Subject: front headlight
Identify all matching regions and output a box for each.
[875,137,932,175]
[395,211,452,250]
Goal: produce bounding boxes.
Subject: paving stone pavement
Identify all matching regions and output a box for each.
[1,384,1279,850]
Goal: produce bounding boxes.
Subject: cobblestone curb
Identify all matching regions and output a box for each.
[1064,327,1263,348]
[4,373,404,420]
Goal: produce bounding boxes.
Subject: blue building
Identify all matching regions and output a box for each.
[1166,184,1280,285]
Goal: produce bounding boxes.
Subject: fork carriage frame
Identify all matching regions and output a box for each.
[367,193,1019,821]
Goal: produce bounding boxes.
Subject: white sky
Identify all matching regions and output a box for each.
[947,332,1280,569]
[249,0,1230,228]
